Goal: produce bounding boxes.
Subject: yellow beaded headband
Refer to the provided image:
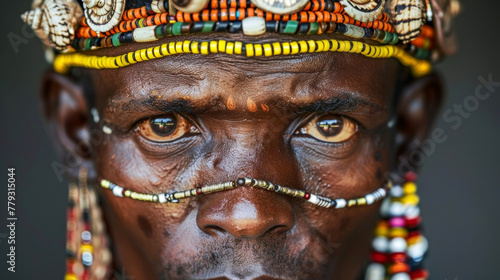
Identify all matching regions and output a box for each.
[22,0,460,75]
[99,176,393,208]
[54,38,432,76]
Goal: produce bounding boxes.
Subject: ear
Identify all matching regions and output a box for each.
[41,70,96,181]
[393,73,445,177]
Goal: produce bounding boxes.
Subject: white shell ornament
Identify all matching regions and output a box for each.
[389,0,425,43]
[242,16,266,36]
[21,0,83,51]
[430,0,459,57]
[83,0,126,33]
[339,0,385,22]
[171,0,210,13]
[250,0,309,15]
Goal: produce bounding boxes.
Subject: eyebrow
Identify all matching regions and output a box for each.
[116,92,384,116]
[119,95,223,114]
[292,94,385,115]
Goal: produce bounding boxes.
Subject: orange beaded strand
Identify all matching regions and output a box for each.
[410,25,435,49]
[175,9,393,32]
[77,13,169,39]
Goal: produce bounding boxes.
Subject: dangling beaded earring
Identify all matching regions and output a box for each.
[65,167,113,280]
[365,172,429,280]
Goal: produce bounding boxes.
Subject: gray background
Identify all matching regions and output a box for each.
[0,0,499,279]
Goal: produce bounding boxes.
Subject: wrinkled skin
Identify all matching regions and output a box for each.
[41,34,443,279]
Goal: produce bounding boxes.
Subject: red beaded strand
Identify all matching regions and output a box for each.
[175,8,393,32]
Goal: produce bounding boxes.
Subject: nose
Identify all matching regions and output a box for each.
[196,118,299,238]
[196,187,295,238]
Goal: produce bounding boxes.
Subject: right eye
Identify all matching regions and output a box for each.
[137,113,199,142]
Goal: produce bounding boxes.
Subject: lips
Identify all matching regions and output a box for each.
[185,262,298,280]
[252,276,290,280]
[196,275,289,280]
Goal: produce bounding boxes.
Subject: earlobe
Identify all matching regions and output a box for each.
[393,73,444,176]
[41,70,96,180]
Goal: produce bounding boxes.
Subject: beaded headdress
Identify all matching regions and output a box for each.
[22,0,459,76]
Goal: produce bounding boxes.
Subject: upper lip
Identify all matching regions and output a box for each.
[201,275,286,280]
[197,275,289,280]
[252,276,288,280]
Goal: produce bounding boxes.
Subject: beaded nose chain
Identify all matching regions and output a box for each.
[100,176,393,208]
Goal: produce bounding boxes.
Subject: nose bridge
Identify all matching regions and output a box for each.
[196,120,299,238]
[209,120,299,184]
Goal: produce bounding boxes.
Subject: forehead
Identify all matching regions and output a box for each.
[88,48,400,122]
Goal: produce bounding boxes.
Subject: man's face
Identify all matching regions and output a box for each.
[81,42,401,280]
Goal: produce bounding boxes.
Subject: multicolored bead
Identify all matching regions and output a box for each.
[366,172,428,280]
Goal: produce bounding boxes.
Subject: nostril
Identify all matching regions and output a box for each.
[203,224,226,236]
[267,224,290,235]
[196,189,296,238]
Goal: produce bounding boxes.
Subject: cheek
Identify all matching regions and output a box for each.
[100,190,201,274]
[293,128,393,242]
[296,132,392,192]
[93,135,201,268]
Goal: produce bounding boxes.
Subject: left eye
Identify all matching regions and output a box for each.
[296,114,358,143]
[137,113,199,142]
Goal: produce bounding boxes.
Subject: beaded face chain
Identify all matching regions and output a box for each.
[99,176,393,208]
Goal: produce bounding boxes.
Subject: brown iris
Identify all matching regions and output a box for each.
[317,115,344,137]
[150,116,177,136]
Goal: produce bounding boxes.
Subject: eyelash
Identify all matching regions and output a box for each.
[287,113,364,160]
[130,113,201,152]
[294,113,361,136]
[298,112,366,128]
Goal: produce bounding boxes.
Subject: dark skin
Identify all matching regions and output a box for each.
[41,33,443,280]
